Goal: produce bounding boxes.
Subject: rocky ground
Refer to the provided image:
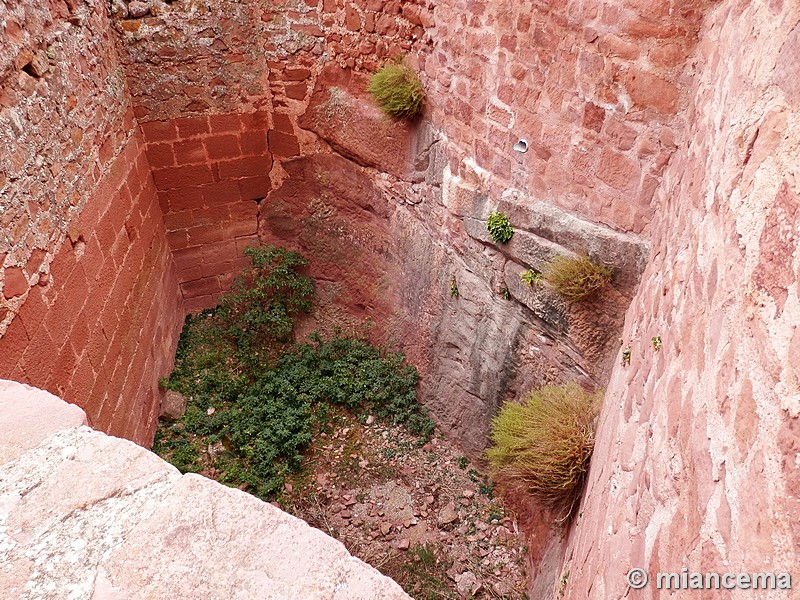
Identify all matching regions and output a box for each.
[259,408,529,599]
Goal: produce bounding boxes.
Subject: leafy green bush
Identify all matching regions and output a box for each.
[541,254,612,302]
[152,433,202,474]
[486,212,514,244]
[156,245,434,499]
[520,269,541,286]
[274,335,434,437]
[487,384,602,514]
[160,311,247,405]
[367,62,425,119]
[160,332,433,499]
[216,246,314,360]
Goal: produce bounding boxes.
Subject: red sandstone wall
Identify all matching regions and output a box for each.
[0,0,183,445]
[112,0,431,309]
[423,0,716,234]
[546,1,800,597]
[116,0,694,235]
[108,0,657,450]
[139,114,267,311]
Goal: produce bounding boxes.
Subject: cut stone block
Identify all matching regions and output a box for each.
[0,379,87,465]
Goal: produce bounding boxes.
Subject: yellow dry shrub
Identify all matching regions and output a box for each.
[487,383,603,515]
[542,255,613,302]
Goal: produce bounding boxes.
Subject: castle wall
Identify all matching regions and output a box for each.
[549,1,800,596]
[113,0,431,310]
[422,0,714,234]
[0,0,183,445]
[111,0,657,452]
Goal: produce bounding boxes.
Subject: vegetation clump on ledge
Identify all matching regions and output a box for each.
[155,245,434,500]
[520,269,541,286]
[487,383,602,516]
[486,211,514,244]
[367,62,425,119]
[542,254,612,302]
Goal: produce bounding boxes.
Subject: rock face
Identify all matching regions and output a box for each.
[0,0,184,445]
[546,1,800,597]
[0,380,410,599]
[0,380,86,465]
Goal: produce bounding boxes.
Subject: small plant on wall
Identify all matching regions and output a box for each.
[520,269,541,286]
[541,254,612,302]
[487,383,603,517]
[450,275,459,298]
[367,61,425,119]
[487,211,514,244]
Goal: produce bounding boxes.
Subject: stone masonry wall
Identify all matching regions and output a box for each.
[139,114,267,312]
[0,0,184,445]
[113,0,432,310]
[110,0,655,453]
[544,1,800,597]
[422,0,716,234]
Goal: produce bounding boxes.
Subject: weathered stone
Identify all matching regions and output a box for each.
[437,501,458,526]
[0,387,410,599]
[495,192,650,292]
[299,67,422,181]
[622,67,680,114]
[0,379,87,465]
[773,23,800,105]
[2,267,28,299]
[159,390,188,420]
[454,571,481,598]
[109,0,128,18]
[127,1,150,18]
[25,50,50,78]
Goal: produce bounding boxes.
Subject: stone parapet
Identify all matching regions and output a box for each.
[0,379,410,600]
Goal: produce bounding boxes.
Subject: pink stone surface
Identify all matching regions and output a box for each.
[0,389,410,599]
[0,379,87,465]
[548,1,800,597]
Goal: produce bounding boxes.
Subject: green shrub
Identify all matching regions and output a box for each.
[155,246,434,500]
[367,62,425,119]
[486,212,514,244]
[449,275,459,298]
[152,432,202,474]
[541,254,612,302]
[216,245,314,360]
[520,269,541,286]
[179,334,432,499]
[487,384,602,514]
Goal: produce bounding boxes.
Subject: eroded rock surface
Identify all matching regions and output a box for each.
[0,380,410,600]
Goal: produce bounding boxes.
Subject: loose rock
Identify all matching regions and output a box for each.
[127,1,150,17]
[455,571,481,598]
[437,501,459,526]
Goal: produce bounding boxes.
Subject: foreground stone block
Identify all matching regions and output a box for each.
[0,381,410,599]
[0,380,87,465]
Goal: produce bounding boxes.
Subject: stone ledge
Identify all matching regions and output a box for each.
[462,189,650,294]
[0,381,410,600]
[496,191,649,292]
[0,379,87,466]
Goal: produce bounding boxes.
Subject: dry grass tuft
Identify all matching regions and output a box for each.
[367,63,425,119]
[487,384,602,515]
[542,254,613,302]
